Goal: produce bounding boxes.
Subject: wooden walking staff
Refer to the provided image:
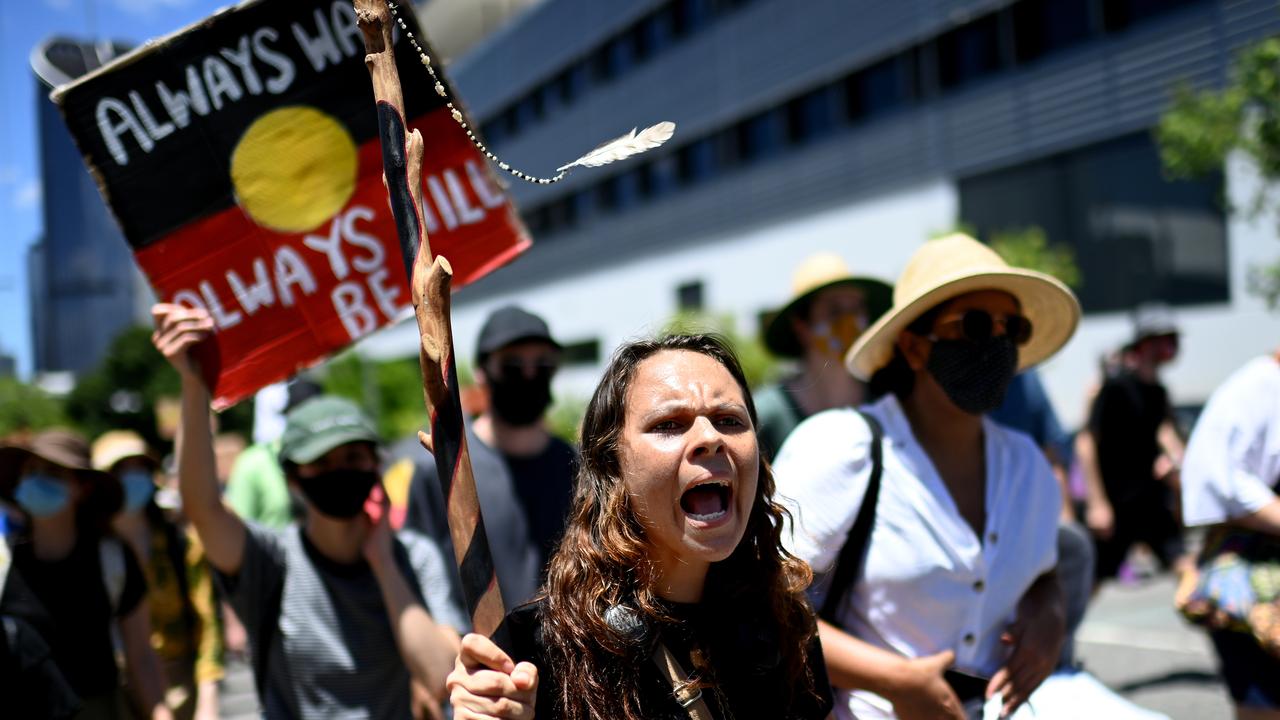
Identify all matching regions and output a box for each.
[353,0,507,639]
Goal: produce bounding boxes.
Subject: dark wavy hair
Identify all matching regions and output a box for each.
[867,304,945,400]
[536,334,818,720]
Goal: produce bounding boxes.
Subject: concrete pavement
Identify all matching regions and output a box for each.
[1076,574,1232,719]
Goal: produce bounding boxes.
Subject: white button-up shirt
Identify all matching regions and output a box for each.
[774,394,1060,720]
[1182,356,1280,527]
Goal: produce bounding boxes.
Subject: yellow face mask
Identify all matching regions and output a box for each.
[808,313,866,359]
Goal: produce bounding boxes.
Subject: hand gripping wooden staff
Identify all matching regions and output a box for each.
[353,0,507,640]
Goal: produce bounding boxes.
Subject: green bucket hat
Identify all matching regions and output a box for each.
[279,396,380,466]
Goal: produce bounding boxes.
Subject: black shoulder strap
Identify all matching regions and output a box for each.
[819,410,884,624]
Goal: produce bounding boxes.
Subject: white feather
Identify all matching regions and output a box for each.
[556,121,676,172]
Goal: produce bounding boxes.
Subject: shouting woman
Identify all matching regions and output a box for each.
[447,334,834,720]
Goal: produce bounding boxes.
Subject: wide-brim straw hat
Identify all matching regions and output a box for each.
[764,252,893,358]
[846,233,1081,381]
[0,428,124,524]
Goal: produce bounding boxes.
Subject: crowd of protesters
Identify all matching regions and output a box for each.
[1,232,1277,719]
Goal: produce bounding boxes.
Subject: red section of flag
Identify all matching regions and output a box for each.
[134,109,530,410]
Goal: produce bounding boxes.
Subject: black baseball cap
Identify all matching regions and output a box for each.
[475,306,561,365]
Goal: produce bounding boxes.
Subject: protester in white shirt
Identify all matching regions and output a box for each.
[1181,354,1280,529]
[1179,353,1280,716]
[777,234,1078,720]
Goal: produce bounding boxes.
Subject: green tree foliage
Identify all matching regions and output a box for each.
[64,325,253,450]
[1156,37,1280,306]
[663,310,782,390]
[546,395,588,445]
[0,378,67,438]
[989,226,1082,289]
[933,224,1082,288]
[321,351,427,441]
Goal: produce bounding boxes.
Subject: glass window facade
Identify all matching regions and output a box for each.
[959,133,1228,313]
[512,0,1217,243]
[936,14,1007,90]
[1013,0,1094,64]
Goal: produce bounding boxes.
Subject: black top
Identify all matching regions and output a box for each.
[1088,371,1171,505]
[9,536,147,698]
[505,437,578,567]
[0,561,81,719]
[499,598,834,720]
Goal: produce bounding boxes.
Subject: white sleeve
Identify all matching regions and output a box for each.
[1182,366,1277,526]
[772,409,875,576]
[1183,413,1275,526]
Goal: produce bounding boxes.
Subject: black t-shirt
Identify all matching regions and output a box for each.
[504,438,577,566]
[499,597,834,720]
[9,536,147,697]
[1088,371,1171,505]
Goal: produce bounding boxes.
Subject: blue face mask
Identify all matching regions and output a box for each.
[120,469,156,513]
[14,474,72,518]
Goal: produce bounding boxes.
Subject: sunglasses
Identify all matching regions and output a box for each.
[928,310,1034,346]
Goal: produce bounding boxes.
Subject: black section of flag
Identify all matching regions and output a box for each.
[376,101,420,278]
[53,0,451,248]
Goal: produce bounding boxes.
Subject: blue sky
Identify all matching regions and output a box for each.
[0,0,229,379]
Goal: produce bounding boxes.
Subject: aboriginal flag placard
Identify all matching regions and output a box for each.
[53,0,530,409]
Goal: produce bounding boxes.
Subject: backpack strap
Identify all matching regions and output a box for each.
[99,538,129,670]
[99,538,127,615]
[819,410,884,624]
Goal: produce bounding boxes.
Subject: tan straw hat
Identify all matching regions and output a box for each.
[764,253,892,358]
[845,233,1080,381]
[91,430,159,473]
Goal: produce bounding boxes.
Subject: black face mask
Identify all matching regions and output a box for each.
[489,370,553,426]
[926,335,1018,415]
[296,469,379,519]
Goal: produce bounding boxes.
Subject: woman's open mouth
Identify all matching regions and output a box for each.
[680,480,733,523]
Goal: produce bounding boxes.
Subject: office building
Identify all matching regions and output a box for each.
[29,38,150,375]
[359,0,1280,424]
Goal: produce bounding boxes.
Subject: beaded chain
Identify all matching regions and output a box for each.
[387,1,566,185]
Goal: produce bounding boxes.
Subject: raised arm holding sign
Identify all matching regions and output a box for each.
[152,303,466,717]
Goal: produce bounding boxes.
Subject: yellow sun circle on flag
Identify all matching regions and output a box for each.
[230,106,358,233]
